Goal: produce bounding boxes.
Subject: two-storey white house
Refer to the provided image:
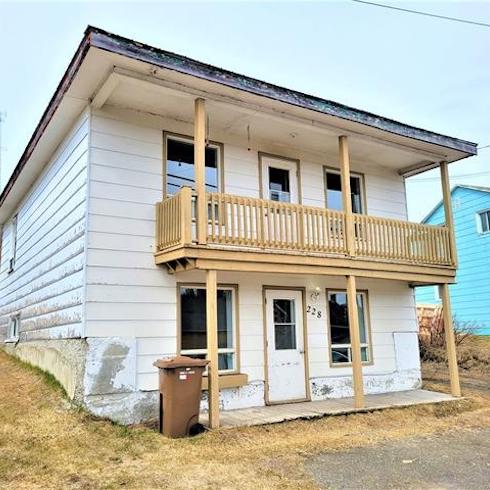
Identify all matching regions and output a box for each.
[0,27,475,425]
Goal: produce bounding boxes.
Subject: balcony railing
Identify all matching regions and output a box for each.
[155,188,454,267]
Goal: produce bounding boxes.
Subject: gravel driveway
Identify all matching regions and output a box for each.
[306,428,490,489]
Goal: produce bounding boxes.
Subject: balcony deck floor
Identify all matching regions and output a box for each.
[200,389,456,429]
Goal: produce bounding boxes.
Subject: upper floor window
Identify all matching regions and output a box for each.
[325,169,364,214]
[165,134,220,196]
[477,210,490,234]
[260,154,299,204]
[179,285,237,373]
[269,167,290,202]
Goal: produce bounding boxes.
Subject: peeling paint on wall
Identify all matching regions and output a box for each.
[85,391,158,425]
[310,369,422,401]
[200,381,265,412]
[84,337,137,395]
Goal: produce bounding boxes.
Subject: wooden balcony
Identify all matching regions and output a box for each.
[154,188,456,284]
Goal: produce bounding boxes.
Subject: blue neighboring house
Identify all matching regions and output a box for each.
[416,185,490,335]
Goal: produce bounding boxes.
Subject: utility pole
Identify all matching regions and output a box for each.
[0,112,5,190]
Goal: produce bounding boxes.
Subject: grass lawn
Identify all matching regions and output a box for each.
[0,347,489,489]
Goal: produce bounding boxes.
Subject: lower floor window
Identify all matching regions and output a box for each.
[8,314,20,340]
[180,285,236,373]
[327,290,371,364]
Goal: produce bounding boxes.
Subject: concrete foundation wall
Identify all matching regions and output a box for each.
[3,338,87,401]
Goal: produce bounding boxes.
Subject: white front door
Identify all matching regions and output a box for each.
[261,156,299,204]
[265,289,307,403]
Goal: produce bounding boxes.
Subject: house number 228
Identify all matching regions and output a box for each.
[306,305,322,318]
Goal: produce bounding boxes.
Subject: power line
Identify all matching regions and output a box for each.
[351,0,490,28]
[408,170,490,183]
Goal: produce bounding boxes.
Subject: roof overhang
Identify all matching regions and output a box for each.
[0,26,478,222]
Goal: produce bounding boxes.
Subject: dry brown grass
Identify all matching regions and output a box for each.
[1,350,489,490]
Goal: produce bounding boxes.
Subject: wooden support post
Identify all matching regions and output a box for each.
[339,136,355,256]
[195,98,207,245]
[180,186,193,245]
[439,284,461,397]
[440,161,457,266]
[346,275,364,408]
[206,269,220,428]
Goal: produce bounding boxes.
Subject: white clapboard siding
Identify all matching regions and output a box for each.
[86,108,417,393]
[0,111,89,340]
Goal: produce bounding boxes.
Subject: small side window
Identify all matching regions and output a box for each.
[7,314,20,341]
[8,215,18,273]
[477,210,490,234]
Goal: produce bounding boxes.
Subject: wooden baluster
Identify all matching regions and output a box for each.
[395,221,402,260]
[210,194,215,242]
[306,209,311,250]
[222,195,228,243]
[250,199,256,245]
[277,204,283,248]
[265,201,271,248]
[285,206,291,248]
[236,197,242,245]
[368,217,373,257]
[310,209,316,250]
[270,203,275,247]
[260,200,265,247]
[292,207,298,250]
[283,204,288,248]
[317,210,323,251]
[323,212,329,252]
[406,222,411,261]
[373,219,379,257]
[384,220,389,259]
[243,198,249,245]
[387,220,392,260]
[318,210,325,251]
[439,228,445,264]
[230,198,236,244]
[444,228,450,264]
[298,207,305,250]
[254,200,259,246]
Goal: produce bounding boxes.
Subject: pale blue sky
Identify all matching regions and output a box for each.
[1,1,489,220]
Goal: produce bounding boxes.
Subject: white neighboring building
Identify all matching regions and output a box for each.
[0,27,474,424]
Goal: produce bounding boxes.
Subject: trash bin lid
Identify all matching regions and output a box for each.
[153,355,210,369]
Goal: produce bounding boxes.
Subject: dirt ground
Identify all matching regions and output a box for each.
[0,347,489,489]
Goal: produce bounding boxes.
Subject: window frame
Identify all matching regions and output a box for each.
[325,288,373,367]
[177,282,240,375]
[8,214,18,274]
[323,165,366,214]
[258,152,302,204]
[163,132,224,199]
[476,209,490,235]
[6,314,20,342]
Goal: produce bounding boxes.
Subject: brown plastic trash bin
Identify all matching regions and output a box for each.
[153,355,209,438]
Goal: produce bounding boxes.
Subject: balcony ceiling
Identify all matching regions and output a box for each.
[104,77,435,171]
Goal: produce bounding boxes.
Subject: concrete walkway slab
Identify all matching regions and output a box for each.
[201,389,456,428]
